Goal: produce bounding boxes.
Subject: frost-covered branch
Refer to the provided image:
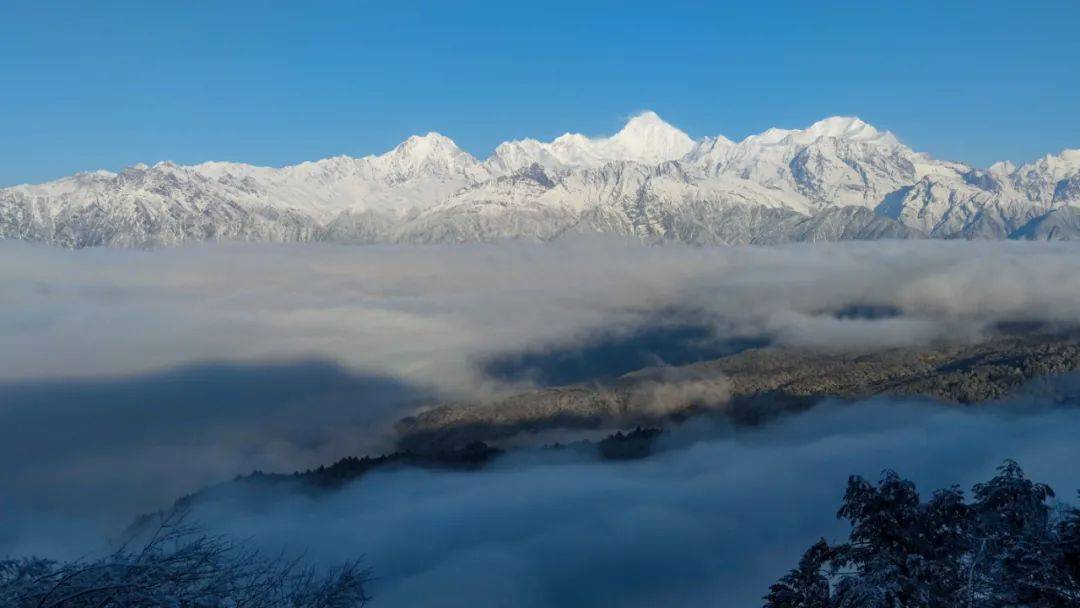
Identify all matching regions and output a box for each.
[0,510,369,608]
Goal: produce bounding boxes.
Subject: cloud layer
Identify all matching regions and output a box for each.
[4,238,1080,602]
[187,394,1080,608]
[5,239,1080,391]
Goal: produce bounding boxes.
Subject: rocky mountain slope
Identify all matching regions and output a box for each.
[3,113,1079,247]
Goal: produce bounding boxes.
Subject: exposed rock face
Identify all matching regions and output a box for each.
[4,114,1078,248]
[396,333,1080,450]
[1012,206,1080,241]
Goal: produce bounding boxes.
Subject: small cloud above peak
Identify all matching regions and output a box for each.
[742,116,897,146]
[404,132,457,146]
[622,110,666,126]
[807,115,868,131]
[616,110,683,136]
[804,116,883,140]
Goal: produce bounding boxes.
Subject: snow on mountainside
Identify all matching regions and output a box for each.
[687,116,920,209]
[486,111,697,174]
[192,132,485,218]
[3,112,1080,248]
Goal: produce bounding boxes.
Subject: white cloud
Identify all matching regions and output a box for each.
[4,239,1080,392]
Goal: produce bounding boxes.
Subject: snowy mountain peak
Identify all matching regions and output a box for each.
[486,111,696,173]
[684,135,736,164]
[389,132,466,160]
[7,113,1080,249]
[803,116,873,139]
[620,109,666,127]
[1058,149,1080,166]
[742,116,899,147]
[988,160,1016,175]
[1023,149,1080,180]
[612,111,680,139]
[551,132,592,147]
[607,111,696,164]
[375,132,479,180]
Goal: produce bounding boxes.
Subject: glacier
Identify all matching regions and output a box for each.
[2,112,1079,248]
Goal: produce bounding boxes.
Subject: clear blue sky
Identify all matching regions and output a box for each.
[2,0,1078,185]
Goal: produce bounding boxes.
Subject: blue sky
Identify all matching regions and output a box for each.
[2,0,1078,185]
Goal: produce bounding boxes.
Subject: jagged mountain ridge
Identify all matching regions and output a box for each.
[3,112,1079,247]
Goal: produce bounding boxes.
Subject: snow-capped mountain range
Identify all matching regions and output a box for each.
[4,112,1080,248]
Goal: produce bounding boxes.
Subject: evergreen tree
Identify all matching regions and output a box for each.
[970,460,1057,607]
[916,486,970,606]
[764,539,833,608]
[831,470,947,607]
[1055,496,1080,604]
[766,460,1080,608]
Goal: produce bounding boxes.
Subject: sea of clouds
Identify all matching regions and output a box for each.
[2,238,1080,605]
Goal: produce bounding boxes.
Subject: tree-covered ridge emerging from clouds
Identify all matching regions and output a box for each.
[766,460,1080,608]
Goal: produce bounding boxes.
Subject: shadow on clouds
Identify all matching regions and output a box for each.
[0,359,429,558]
[482,320,766,387]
